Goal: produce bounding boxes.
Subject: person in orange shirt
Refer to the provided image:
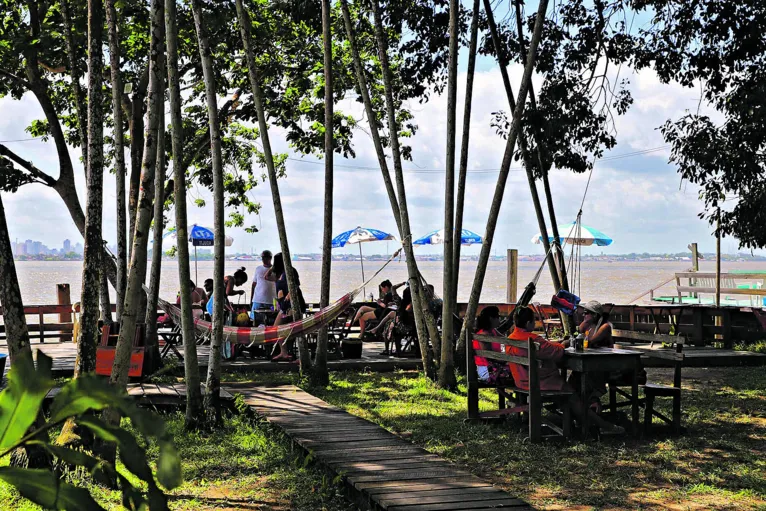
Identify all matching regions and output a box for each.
[507,307,624,436]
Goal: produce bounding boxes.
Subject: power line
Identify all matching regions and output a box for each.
[0,136,46,143]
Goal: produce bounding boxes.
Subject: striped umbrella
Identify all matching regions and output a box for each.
[531,222,613,247]
[332,226,396,297]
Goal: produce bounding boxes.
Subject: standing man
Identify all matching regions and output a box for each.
[251,250,277,312]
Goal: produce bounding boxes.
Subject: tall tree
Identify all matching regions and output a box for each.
[233,0,309,375]
[452,0,480,311]
[313,0,335,386]
[371,0,435,378]
[166,0,204,429]
[192,0,227,421]
[0,165,32,363]
[438,0,460,389]
[75,0,105,376]
[105,0,128,321]
[110,0,164,389]
[145,106,166,368]
[464,0,549,417]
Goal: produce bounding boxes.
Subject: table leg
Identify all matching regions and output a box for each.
[580,372,589,439]
[631,367,640,435]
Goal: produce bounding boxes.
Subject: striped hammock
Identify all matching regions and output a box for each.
[157,290,359,346]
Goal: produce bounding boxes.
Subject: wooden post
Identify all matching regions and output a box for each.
[507,249,518,304]
[715,218,721,308]
[690,242,699,299]
[57,284,72,323]
[57,283,72,342]
[691,243,699,272]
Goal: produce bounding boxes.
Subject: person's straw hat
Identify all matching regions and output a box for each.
[582,300,604,316]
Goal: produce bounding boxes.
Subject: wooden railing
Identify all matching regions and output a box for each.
[675,272,766,304]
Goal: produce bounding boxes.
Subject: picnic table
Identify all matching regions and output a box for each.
[563,346,643,437]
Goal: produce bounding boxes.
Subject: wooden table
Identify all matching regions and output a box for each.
[563,347,643,437]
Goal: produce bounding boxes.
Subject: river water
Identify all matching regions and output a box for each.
[11,259,766,306]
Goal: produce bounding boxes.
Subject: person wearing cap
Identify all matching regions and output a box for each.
[251,250,277,313]
[578,300,613,348]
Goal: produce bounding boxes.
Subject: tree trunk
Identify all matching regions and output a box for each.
[312,0,334,387]
[145,106,166,372]
[192,0,227,422]
[511,0,570,298]
[74,0,105,378]
[453,0,479,307]
[462,0,549,402]
[370,0,434,379]
[452,0,480,373]
[438,0,460,389]
[110,0,164,390]
[0,193,32,362]
[339,0,401,235]
[482,0,560,292]
[100,270,113,326]
[60,0,88,164]
[233,0,308,376]
[166,0,203,429]
[106,0,128,321]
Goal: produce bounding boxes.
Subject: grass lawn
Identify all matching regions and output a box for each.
[0,409,354,511]
[226,366,766,511]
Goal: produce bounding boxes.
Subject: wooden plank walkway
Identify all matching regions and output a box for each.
[225,383,533,511]
[0,341,420,378]
[43,383,232,405]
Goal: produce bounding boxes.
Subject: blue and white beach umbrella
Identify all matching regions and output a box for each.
[163,224,234,283]
[531,221,613,247]
[413,228,483,246]
[332,227,396,296]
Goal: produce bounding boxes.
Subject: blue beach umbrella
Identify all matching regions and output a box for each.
[164,224,234,283]
[413,228,483,246]
[531,221,613,247]
[332,227,396,296]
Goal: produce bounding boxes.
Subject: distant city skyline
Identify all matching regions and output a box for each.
[12,237,83,258]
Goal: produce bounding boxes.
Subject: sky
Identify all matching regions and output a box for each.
[0,37,754,258]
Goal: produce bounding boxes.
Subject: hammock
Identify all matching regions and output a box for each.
[155,249,401,346]
[156,290,359,346]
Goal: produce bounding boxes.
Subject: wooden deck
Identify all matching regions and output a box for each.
[226,383,532,511]
[0,340,421,378]
[43,383,232,404]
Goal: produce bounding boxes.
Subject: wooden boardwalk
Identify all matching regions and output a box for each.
[43,383,233,405]
[0,341,420,378]
[226,383,532,511]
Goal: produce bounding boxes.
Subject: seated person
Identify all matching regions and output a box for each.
[224,267,249,302]
[507,306,624,435]
[270,253,306,361]
[355,280,403,346]
[174,280,207,320]
[204,278,214,302]
[577,300,613,348]
[472,306,512,384]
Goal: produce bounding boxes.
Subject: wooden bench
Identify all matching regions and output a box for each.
[474,334,573,442]
[612,329,685,434]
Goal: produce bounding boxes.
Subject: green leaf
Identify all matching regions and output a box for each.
[0,467,104,511]
[156,440,182,490]
[0,351,53,451]
[117,473,146,511]
[77,417,154,482]
[48,374,128,424]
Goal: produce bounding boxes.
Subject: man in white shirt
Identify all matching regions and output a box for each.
[251,250,277,312]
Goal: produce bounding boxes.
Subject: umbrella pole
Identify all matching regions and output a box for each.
[195,245,198,286]
[359,243,366,298]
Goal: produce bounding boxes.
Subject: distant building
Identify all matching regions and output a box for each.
[33,241,43,255]
[63,239,71,253]
[24,239,34,255]
[74,242,84,254]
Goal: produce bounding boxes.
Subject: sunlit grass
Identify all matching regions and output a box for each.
[229,366,766,510]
